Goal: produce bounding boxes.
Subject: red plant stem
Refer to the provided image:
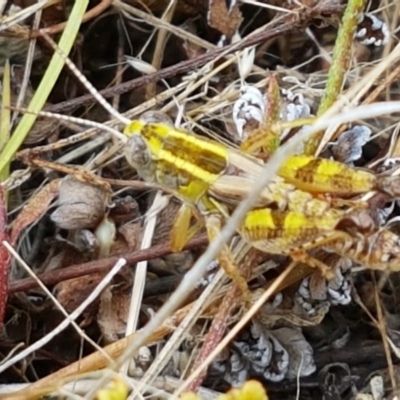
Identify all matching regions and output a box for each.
[0,188,10,326]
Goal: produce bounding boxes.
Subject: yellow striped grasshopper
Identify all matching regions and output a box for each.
[122,118,400,293]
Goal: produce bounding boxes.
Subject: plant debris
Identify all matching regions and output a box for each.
[1,1,400,400]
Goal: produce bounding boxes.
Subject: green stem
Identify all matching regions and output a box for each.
[304,0,366,155]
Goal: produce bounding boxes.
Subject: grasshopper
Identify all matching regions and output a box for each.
[122,118,400,287]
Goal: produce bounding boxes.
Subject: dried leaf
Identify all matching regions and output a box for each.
[208,0,243,38]
[272,327,316,380]
[51,176,108,230]
[98,286,130,343]
[214,320,290,385]
[356,13,390,47]
[10,179,60,245]
[54,272,104,326]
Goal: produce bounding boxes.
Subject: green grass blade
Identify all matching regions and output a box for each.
[0,59,11,182]
[0,0,89,177]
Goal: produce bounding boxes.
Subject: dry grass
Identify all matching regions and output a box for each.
[1,0,400,399]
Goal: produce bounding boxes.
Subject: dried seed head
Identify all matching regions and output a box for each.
[51,177,108,230]
[125,56,158,75]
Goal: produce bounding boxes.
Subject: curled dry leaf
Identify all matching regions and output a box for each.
[233,86,265,140]
[112,220,143,254]
[272,327,315,380]
[152,199,181,245]
[254,285,329,328]
[108,195,140,225]
[331,125,372,164]
[213,320,315,385]
[280,89,312,135]
[207,0,243,38]
[109,197,142,255]
[232,83,312,149]
[51,176,108,230]
[356,13,390,47]
[295,256,352,316]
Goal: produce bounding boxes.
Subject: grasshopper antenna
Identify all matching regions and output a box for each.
[7,105,127,142]
[40,30,131,127]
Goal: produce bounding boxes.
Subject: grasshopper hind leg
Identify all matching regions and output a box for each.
[170,203,203,252]
[171,205,250,300]
[205,214,251,300]
[291,251,335,279]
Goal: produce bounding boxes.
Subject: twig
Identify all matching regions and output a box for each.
[29,0,113,38]
[45,2,343,114]
[8,235,208,294]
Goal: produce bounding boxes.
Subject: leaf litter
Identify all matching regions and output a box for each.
[0,1,400,399]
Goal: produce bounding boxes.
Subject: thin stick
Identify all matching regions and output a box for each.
[40,31,130,126]
[121,192,168,374]
[8,235,207,294]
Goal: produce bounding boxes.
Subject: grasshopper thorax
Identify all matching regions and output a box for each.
[123,119,230,206]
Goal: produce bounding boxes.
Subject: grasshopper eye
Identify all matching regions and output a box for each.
[123,134,152,171]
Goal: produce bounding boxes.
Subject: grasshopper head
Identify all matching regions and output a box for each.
[123,113,173,183]
[123,120,158,183]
